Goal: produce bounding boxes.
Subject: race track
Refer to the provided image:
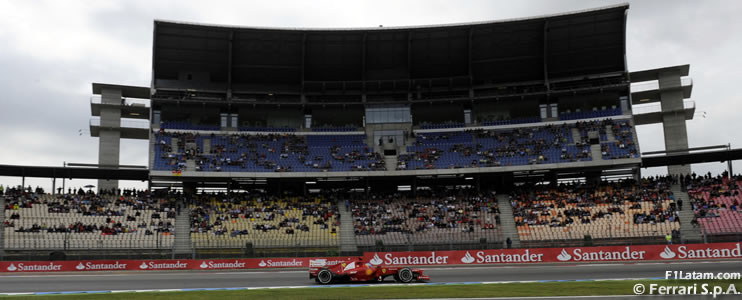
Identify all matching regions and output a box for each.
[1,260,741,294]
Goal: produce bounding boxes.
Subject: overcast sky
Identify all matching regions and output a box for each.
[0,0,740,191]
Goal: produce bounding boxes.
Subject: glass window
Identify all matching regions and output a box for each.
[550,104,558,118]
[220,113,228,128]
[620,96,629,113]
[365,106,411,124]
[230,114,238,128]
[152,110,161,126]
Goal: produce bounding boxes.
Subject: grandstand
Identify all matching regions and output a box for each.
[3,4,742,261]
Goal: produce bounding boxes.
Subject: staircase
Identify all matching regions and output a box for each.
[495,194,521,248]
[671,184,705,243]
[173,203,192,256]
[170,138,178,154]
[337,200,358,253]
[590,144,603,161]
[571,128,582,144]
[203,138,211,154]
[605,125,616,142]
[186,160,196,171]
[384,155,398,171]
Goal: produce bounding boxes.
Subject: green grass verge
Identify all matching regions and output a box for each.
[2,279,741,299]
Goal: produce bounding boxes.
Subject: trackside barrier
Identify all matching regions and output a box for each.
[2,242,742,272]
[363,242,742,265]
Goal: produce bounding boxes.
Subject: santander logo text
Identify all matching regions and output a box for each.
[6,263,61,272]
[258,259,303,267]
[556,247,645,262]
[75,262,127,271]
[674,243,741,259]
[139,261,188,270]
[376,252,449,265]
[471,250,544,263]
[199,261,246,269]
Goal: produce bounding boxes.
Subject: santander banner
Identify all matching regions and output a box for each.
[2,243,741,272]
[363,242,742,266]
[0,257,355,273]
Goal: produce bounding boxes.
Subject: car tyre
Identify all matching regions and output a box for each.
[395,267,414,283]
[316,269,333,285]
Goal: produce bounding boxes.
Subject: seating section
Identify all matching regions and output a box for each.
[190,195,338,248]
[511,179,680,241]
[601,120,639,160]
[481,117,541,127]
[312,126,357,132]
[399,124,589,170]
[152,132,385,172]
[559,108,622,121]
[238,126,296,132]
[351,191,501,246]
[419,122,466,130]
[161,121,220,131]
[3,190,176,249]
[687,175,742,234]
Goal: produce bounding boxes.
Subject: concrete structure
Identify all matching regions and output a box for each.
[496,194,521,248]
[671,184,704,243]
[630,65,694,175]
[173,204,192,256]
[89,83,150,193]
[337,200,358,253]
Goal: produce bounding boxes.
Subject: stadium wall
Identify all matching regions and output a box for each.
[2,242,740,273]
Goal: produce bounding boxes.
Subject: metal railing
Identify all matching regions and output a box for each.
[702,230,742,244]
[631,99,695,115]
[90,95,150,107]
[3,235,173,250]
[630,77,693,93]
[356,230,504,252]
[517,229,679,249]
[90,118,151,129]
[191,237,339,249]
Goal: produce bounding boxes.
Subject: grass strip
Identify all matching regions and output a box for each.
[2,279,741,299]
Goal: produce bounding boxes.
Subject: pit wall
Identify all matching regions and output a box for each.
[2,243,741,273]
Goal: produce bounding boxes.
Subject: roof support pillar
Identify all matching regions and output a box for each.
[658,69,691,176]
[97,88,122,193]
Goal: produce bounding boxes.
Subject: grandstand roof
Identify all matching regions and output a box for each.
[153,4,628,93]
[0,147,739,182]
[92,83,150,99]
[629,64,690,82]
[0,164,148,181]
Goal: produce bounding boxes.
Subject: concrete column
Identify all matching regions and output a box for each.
[98,88,122,193]
[659,70,691,176]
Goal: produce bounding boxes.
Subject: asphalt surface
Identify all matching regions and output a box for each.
[0,260,741,295]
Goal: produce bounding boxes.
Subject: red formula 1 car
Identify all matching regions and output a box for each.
[309,258,430,284]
